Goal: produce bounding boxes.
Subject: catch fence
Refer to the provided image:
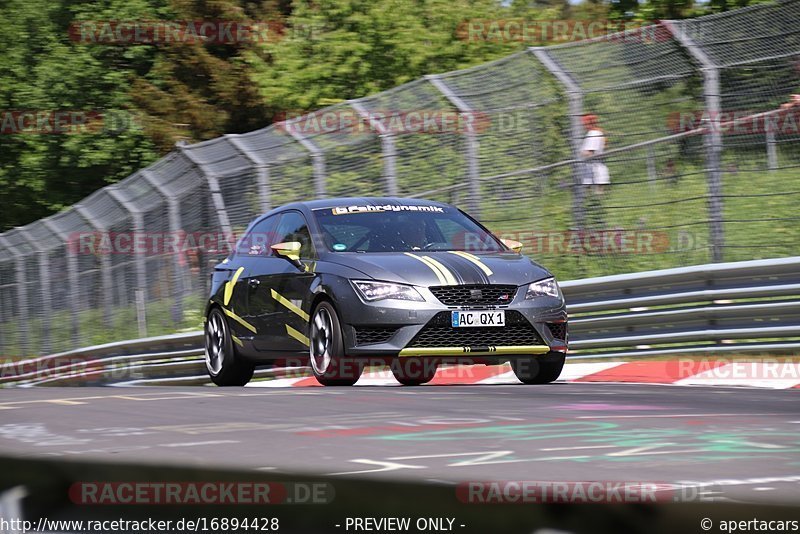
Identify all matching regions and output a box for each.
[1,0,798,355]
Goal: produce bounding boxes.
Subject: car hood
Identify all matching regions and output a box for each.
[322,251,552,287]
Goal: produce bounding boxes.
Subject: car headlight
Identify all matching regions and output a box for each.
[351,280,424,302]
[525,277,560,299]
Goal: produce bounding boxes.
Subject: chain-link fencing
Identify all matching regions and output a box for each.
[1,0,799,356]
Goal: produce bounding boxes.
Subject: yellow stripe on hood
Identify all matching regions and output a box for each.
[419,255,458,285]
[404,253,446,285]
[449,250,493,277]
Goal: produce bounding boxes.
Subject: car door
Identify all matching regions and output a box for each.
[215,231,264,344]
[249,210,317,353]
[235,215,283,350]
[213,256,251,341]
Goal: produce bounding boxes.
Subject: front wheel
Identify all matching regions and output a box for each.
[510,352,565,384]
[391,358,438,386]
[205,307,255,386]
[309,301,363,386]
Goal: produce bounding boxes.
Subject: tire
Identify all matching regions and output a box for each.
[391,357,438,386]
[510,352,565,384]
[205,307,255,386]
[309,301,363,386]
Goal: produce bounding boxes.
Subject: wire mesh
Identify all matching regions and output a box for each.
[78,189,139,342]
[283,102,386,198]
[677,1,800,262]
[0,239,18,355]
[1,1,799,355]
[357,79,470,196]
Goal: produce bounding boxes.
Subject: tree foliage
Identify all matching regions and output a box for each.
[0,0,771,231]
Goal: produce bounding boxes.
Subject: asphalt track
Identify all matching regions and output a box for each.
[1,383,799,503]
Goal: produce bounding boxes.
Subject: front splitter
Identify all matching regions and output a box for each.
[398,344,551,357]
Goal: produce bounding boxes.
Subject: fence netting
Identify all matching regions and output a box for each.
[2,0,799,355]
[678,1,800,261]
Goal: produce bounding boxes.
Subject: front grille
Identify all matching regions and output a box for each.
[546,322,568,340]
[429,284,517,307]
[355,326,399,345]
[409,311,543,348]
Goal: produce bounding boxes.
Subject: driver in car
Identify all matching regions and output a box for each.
[401,218,429,250]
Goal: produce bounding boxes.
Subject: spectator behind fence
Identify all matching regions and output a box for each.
[780,94,800,109]
[580,114,610,196]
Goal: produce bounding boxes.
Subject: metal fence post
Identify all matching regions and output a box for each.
[426,75,481,217]
[0,240,8,354]
[531,47,586,230]
[226,134,271,213]
[141,169,187,268]
[142,170,182,234]
[177,144,243,325]
[75,205,114,328]
[349,100,398,197]
[142,168,185,331]
[17,228,51,354]
[647,146,658,189]
[255,166,271,214]
[0,236,28,355]
[667,21,725,262]
[106,186,148,337]
[177,146,234,241]
[704,67,725,263]
[766,130,778,170]
[13,256,28,355]
[284,122,327,199]
[41,219,80,347]
[134,288,147,339]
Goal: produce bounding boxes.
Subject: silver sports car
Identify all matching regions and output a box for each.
[204,198,568,386]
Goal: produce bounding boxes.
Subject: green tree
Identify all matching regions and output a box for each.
[247,0,521,112]
[125,0,280,150]
[0,0,282,230]
[0,0,158,231]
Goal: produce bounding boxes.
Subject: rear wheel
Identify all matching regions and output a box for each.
[391,357,438,386]
[205,307,255,386]
[510,352,565,384]
[309,301,363,386]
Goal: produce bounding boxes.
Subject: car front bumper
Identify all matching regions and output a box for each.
[334,284,568,359]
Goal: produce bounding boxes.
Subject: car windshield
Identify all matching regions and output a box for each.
[313,204,504,253]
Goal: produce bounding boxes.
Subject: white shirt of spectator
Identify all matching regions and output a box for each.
[580,129,610,185]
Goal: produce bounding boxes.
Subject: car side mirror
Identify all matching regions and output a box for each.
[271,241,306,270]
[501,238,523,253]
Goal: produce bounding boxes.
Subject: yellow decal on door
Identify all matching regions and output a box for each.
[223,267,245,306]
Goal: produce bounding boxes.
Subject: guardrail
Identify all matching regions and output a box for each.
[563,256,800,359]
[0,332,204,387]
[2,256,798,386]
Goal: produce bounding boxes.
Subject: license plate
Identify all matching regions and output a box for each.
[451,310,505,328]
